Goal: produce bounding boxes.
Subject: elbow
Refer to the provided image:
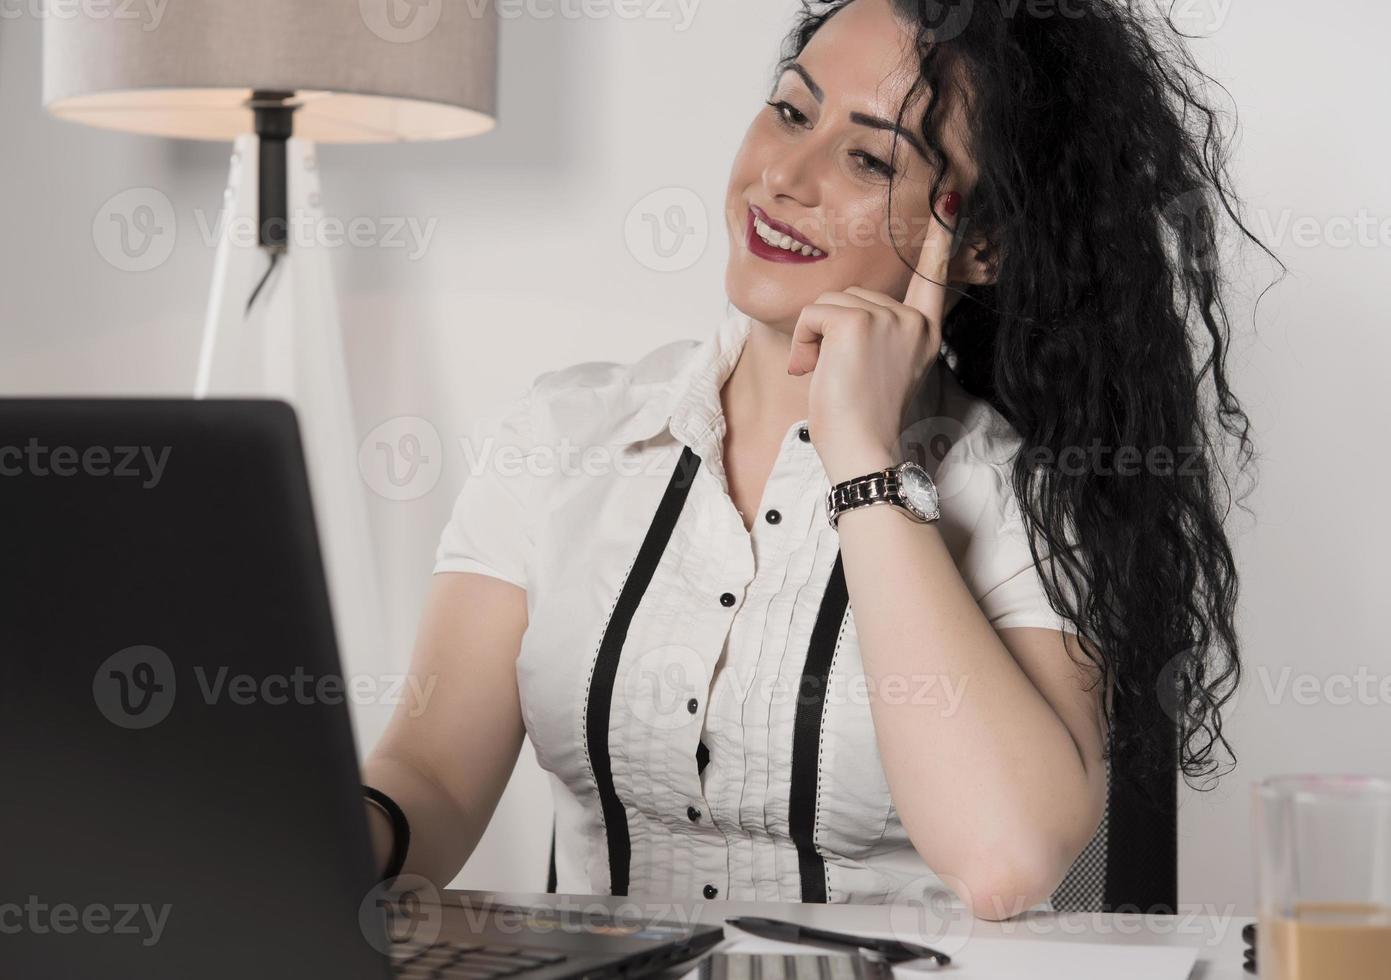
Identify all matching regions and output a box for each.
[955,800,1105,920]
[901,796,1102,921]
[944,847,1067,921]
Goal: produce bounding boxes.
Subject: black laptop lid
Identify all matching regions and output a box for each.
[0,399,391,980]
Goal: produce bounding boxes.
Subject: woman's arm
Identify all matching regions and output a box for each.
[827,448,1108,921]
[361,570,529,887]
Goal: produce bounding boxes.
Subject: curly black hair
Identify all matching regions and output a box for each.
[774,0,1280,799]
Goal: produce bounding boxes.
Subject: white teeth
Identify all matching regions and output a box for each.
[754,215,823,257]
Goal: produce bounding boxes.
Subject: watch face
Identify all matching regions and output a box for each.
[897,462,939,518]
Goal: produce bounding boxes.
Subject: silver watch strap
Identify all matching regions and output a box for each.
[825,468,900,528]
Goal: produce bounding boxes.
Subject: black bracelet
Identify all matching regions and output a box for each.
[362,784,411,883]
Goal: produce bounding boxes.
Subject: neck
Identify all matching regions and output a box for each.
[722,316,812,439]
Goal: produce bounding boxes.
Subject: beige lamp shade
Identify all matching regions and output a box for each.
[43,0,498,142]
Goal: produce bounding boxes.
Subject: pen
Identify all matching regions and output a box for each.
[724,917,951,967]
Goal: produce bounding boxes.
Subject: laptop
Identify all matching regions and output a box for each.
[0,398,724,980]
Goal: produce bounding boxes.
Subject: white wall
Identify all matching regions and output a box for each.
[2,1,1386,911]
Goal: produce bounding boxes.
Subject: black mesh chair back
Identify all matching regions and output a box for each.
[1051,724,1178,913]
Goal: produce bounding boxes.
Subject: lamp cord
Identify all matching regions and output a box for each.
[245,250,281,317]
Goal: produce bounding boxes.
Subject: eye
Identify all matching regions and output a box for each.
[765,99,897,181]
[850,151,895,179]
[767,99,895,182]
[765,99,808,128]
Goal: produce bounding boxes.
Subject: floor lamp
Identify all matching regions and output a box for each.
[42,2,499,741]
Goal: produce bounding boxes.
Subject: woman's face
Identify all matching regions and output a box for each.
[724,0,977,331]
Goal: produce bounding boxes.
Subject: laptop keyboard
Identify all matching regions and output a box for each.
[390,940,568,979]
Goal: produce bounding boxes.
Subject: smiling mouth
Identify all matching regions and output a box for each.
[746,205,827,262]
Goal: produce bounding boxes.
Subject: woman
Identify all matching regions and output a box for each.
[362,0,1262,920]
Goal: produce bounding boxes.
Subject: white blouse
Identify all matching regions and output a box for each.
[434,309,1082,909]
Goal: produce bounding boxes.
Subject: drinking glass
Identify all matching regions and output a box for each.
[1253,774,1391,980]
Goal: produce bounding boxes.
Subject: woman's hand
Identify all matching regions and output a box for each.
[788,191,960,484]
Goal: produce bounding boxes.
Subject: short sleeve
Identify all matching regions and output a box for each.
[941,454,1086,634]
[432,387,537,590]
[977,556,1080,633]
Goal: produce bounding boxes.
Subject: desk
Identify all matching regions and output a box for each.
[448,890,1251,980]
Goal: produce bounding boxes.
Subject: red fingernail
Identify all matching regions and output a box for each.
[943,191,960,218]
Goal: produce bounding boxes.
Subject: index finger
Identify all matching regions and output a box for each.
[901,190,960,323]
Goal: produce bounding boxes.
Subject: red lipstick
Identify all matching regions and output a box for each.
[745,205,827,264]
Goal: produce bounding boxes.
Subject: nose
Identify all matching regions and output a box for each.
[761,136,823,208]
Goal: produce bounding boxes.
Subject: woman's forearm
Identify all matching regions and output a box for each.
[362,745,520,888]
[827,448,1104,918]
[358,571,531,890]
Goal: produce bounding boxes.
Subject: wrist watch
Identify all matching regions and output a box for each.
[825,460,941,529]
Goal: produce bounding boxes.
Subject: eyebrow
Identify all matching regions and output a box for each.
[779,62,930,162]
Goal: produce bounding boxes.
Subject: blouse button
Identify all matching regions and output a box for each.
[687,805,701,822]
[703,884,719,899]
[798,426,810,442]
[719,592,736,607]
[686,697,699,714]
[764,509,781,524]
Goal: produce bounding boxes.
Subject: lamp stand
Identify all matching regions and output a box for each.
[194,133,388,755]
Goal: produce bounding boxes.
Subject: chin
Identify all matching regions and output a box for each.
[724,267,811,334]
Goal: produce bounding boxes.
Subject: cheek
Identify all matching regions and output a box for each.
[826,192,900,250]
[828,200,912,289]
[845,194,940,285]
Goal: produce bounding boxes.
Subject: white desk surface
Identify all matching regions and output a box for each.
[448,889,1250,980]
